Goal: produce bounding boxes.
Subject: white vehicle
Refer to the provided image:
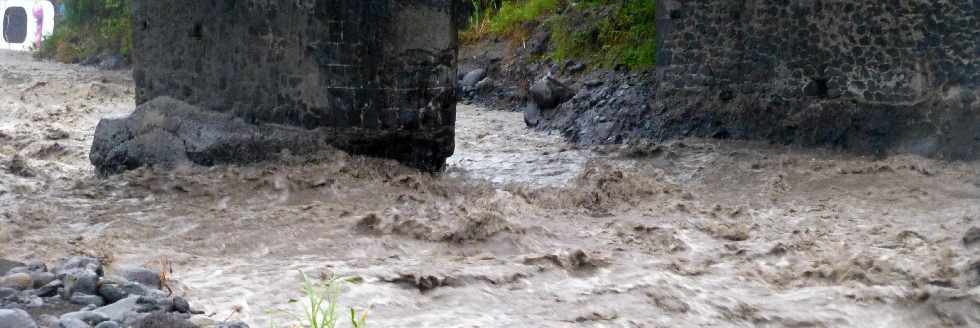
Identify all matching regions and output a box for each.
[0,0,54,51]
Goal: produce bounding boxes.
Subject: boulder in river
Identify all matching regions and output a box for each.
[95,321,122,328]
[64,270,99,297]
[30,271,55,289]
[98,279,164,304]
[529,76,574,110]
[90,97,337,175]
[216,321,251,328]
[964,226,980,245]
[114,266,161,289]
[57,318,91,328]
[0,272,32,290]
[461,68,487,88]
[0,259,24,275]
[71,293,106,307]
[524,102,542,127]
[6,155,36,178]
[60,310,110,326]
[55,256,103,277]
[0,308,37,328]
[133,311,196,328]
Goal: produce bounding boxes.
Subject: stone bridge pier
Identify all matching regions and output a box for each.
[655,0,979,159]
[91,0,458,174]
[91,0,979,174]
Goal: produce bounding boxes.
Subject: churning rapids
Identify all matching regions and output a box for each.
[2,51,980,327]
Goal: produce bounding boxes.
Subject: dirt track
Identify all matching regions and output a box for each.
[2,51,980,327]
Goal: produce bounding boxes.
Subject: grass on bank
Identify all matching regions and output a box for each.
[35,0,133,63]
[461,0,656,70]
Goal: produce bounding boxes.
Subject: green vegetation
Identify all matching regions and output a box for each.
[460,0,498,44]
[270,272,369,328]
[462,0,656,70]
[36,0,133,63]
[490,0,560,35]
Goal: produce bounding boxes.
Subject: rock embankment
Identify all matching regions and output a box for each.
[461,0,979,160]
[457,58,657,146]
[0,257,248,328]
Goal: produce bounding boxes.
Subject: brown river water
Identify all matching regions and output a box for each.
[2,50,980,327]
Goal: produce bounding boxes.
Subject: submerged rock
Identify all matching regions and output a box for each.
[965,227,980,245]
[6,155,36,178]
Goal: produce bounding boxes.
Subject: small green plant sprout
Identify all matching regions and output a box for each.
[350,308,368,328]
[268,271,369,328]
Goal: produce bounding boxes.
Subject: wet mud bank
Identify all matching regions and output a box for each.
[3,51,980,327]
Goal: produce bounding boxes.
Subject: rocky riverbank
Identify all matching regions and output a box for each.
[0,256,248,328]
[457,37,657,146]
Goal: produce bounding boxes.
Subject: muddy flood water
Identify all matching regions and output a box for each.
[2,50,980,327]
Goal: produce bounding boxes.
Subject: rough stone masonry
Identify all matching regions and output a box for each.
[91,0,458,173]
[655,0,979,159]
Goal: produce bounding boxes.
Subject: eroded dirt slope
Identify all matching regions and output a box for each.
[2,51,980,327]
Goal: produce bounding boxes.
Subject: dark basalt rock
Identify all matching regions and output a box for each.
[133,312,195,328]
[529,77,574,110]
[0,258,194,328]
[91,97,453,175]
[0,259,25,276]
[0,309,37,328]
[536,70,656,145]
[95,0,459,173]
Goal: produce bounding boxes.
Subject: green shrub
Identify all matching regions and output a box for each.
[37,0,132,63]
[459,0,500,44]
[597,0,657,68]
[461,0,656,70]
[489,0,561,35]
[550,0,656,69]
